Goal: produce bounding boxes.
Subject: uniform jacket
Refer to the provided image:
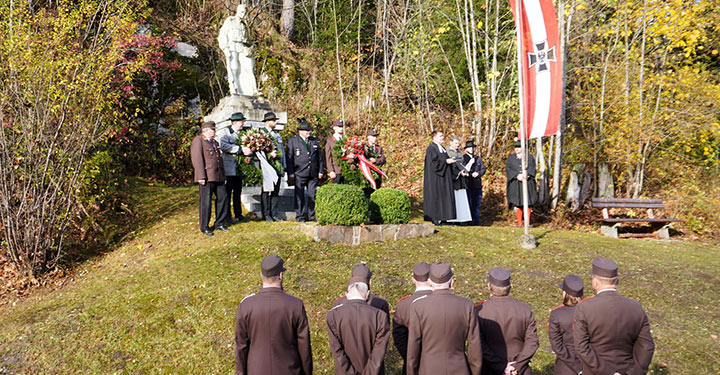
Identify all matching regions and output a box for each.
[326,299,391,375]
[191,135,226,182]
[216,126,240,177]
[573,290,654,375]
[287,135,324,178]
[393,289,433,375]
[325,136,342,175]
[475,296,539,375]
[406,289,483,375]
[548,305,581,375]
[235,287,313,375]
[364,144,386,167]
[463,153,486,191]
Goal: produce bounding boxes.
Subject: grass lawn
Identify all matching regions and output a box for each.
[1,180,718,374]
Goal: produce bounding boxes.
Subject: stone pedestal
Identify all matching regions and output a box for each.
[519,234,537,249]
[240,179,296,220]
[203,95,287,130]
[300,223,436,245]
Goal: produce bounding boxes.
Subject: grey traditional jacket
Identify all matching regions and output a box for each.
[216,125,241,177]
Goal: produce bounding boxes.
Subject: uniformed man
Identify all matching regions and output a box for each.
[191,121,229,236]
[573,257,655,375]
[326,276,390,375]
[259,112,285,222]
[333,263,390,317]
[325,119,346,184]
[475,267,539,375]
[234,255,313,375]
[393,262,432,375]
[286,119,324,222]
[463,140,486,226]
[365,129,387,189]
[216,112,250,224]
[548,274,584,375]
[406,262,482,375]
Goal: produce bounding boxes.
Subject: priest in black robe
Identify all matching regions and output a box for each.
[506,140,538,226]
[423,130,456,224]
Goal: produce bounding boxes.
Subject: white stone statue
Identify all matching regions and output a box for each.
[218,4,258,96]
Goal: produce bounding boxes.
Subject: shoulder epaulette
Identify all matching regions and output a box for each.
[329,304,344,312]
[412,295,428,304]
[397,294,412,303]
[578,296,594,304]
[474,300,487,307]
[241,293,256,303]
[551,304,564,311]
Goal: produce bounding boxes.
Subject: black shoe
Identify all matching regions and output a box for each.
[202,230,214,236]
[237,216,250,222]
[265,216,275,222]
[296,217,307,223]
[272,216,283,222]
[216,225,229,232]
[227,217,240,225]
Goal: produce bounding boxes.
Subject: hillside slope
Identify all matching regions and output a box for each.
[0,180,718,374]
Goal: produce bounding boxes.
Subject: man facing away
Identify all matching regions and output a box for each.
[475,267,539,375]
[573,257,655,375]
[234,255,313,375]
[406,262,482,375]
[326,276,390,375]
[190,121,229,236]
[393,262,432,375]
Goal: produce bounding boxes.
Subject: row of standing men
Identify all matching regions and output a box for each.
[190,113,386,235]
[235,256,655,375]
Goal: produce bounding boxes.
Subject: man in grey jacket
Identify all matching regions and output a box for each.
[216,112,249,223]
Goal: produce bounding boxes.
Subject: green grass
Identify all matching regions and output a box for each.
[1,180,718,374]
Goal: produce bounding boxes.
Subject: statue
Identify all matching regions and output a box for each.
[218,4,258,96]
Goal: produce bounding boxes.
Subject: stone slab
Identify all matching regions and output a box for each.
[300,223,436,245]
[204,95,287,130]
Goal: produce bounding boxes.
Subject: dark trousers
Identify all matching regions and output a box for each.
[294,174,318,221]
[466,188,483,224]
[199,181,228,231]
[226,175,244,220]
[260,181,281,220]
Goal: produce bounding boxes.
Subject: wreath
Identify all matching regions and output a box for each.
[331,136,378,188]
[233,129,283,186]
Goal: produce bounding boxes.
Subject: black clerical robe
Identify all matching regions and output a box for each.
[423,142,456,222]
[505,153,538,209]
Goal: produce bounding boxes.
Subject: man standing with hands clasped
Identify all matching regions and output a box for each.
[191,121,229,236]
[286,119,324,222]
[573,257,655,375]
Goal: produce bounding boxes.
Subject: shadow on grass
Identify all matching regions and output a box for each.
[63,178,196,265]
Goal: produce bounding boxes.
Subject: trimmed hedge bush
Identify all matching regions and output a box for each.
[315,184,368,225]
[369,188,411,224]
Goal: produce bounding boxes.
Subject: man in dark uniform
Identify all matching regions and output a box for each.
[573,257,655,375]
[547,275,584,375]
[365,129,387,189]
[505,140,538,227]
[423,130,456,225]
[191,121,229,236]
[326,276,390,375]
[234,255,313,375]
[463,140,486,226]
[217,112,250,224]
[406,262,482,375]
[333,263,390,317]
[325,119,346,184]
[286,119,324,222]
[393,262,432,375]
[475,267,539,375]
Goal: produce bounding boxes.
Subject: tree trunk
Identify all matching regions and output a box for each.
[281,0,295,39]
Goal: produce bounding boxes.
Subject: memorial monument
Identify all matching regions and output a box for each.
[204,3,287,129]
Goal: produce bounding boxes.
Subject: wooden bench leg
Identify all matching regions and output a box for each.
[601,224,618,239]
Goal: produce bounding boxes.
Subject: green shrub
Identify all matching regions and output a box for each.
[315,184,367,226]
[369,188,411,224]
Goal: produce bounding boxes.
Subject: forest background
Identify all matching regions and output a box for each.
[0,0,719,285]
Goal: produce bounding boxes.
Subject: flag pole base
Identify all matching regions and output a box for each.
[519,234,537,249]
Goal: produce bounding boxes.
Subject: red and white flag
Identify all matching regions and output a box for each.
[510,0,563,139]
[357,154,387,189]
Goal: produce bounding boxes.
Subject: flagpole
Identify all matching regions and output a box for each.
[515,0,530,236]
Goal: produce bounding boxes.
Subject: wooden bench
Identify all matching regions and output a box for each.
[591,198,681,240]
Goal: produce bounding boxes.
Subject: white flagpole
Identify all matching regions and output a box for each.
[515,0,530,236]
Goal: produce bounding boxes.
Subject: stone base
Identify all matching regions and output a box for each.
[240,182,295,221]
[203,95,287,130]
[300,223,436,245]
[519,234,537,249]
